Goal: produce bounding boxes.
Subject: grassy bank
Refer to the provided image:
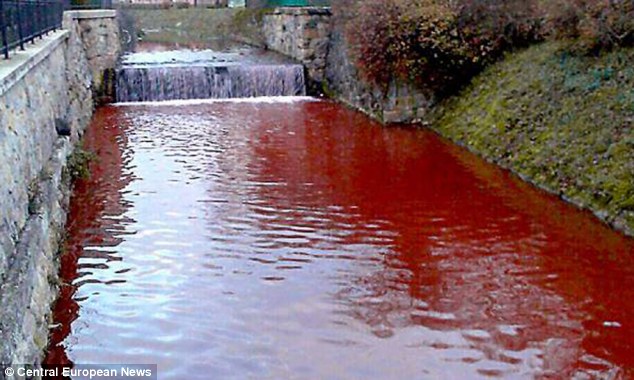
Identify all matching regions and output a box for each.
[126,8,265,46]
[430,41,634,236]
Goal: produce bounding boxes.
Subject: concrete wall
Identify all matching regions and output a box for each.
[0,10,119,368]
[261,7,433,123]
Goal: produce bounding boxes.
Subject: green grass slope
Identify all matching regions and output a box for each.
[128,8,240,44]
[127,8,266,47]
[431,42,634,236]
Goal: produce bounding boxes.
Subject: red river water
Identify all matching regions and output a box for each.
[45,99,634,379]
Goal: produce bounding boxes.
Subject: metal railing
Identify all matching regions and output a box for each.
[0,0,65,59]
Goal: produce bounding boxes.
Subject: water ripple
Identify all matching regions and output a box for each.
[46,100,634,379]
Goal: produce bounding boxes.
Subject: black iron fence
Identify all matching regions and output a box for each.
[0,0,65,59]
[0,0,113,59]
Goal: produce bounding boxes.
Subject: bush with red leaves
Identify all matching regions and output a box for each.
[542,0,634,53]
[338,0,542,94]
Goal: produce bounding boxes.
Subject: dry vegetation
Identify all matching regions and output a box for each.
[337,0,634,94]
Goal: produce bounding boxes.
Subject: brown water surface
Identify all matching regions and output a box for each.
[46,99,634,379]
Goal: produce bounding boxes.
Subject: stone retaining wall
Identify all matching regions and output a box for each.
[65,10,121,103]
[262,7,331,92]
[261,7,433,123]
[323,21,433,123]
[0,10,119,370]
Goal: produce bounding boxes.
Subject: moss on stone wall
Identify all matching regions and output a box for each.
[67,148,96,180]
[430,41,634,236]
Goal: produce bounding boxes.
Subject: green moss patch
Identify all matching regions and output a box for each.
[67,148,96,181]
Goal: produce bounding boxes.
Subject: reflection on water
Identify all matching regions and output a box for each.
[46,99,634,379]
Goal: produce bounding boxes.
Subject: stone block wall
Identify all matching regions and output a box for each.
[261,7,433,123]
[262,7,331,91]
[323,18,434,123]
[0,10,119,369]
[65,10,122,103]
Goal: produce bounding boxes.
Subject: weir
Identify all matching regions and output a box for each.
[116,65,306,102]
[115,45,306,102]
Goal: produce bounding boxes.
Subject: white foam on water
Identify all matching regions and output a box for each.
[113,96,321,107]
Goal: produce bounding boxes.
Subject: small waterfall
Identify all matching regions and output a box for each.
[116,64,306,102]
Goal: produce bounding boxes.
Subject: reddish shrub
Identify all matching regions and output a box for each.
[339,0,634,93]
[542,0,634,52]
[340,0,543,94]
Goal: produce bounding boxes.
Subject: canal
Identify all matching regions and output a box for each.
[43,97,634,378]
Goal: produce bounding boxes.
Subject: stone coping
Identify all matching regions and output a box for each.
[65,9,117,19]
[0,30,69,97]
